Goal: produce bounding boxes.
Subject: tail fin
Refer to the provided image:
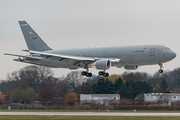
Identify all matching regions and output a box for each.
[18,21,52,51]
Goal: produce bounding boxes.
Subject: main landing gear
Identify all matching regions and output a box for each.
[158,62,164,73]
[98,71,109,77]
[81,71,92,77]
[81,69,109,77]
[81,71,109,77]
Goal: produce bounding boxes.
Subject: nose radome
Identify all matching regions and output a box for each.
[172,51,177,59]
[165,51,176,62]
[169,51,176,60]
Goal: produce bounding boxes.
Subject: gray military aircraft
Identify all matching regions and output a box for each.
[4,21,176,77]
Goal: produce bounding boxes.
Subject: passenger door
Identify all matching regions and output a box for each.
[150,48,155,56]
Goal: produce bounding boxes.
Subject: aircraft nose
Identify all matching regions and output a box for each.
[172,51,177,59]
[165,50,176,61]
[168,51,176,60]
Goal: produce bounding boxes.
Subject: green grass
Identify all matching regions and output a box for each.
[0,116,180,120]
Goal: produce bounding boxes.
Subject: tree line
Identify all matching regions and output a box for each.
[0,65,180,105]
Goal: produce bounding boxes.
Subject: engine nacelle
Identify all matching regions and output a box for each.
[124,65,139,70]
[95,59,111,70]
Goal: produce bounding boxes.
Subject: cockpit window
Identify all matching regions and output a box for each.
[162,48,171,52]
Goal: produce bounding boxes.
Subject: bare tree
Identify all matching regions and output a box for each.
[122,71,151,82]
[75,82,93,94]
[64,71,86,89]
[147,68,180,90]
[7,65,56,92]
[169,68,180,88]
[53,79,70,103]
[147,71,164,88]
[86,75,99,84]
[7,71,20,81]
[39,86,56,105]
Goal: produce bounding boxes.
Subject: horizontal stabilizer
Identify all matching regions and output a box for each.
[4,53,42,60]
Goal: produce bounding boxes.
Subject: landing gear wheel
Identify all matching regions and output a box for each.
[98,71,109,77]
[81,71,87,76]
[159,69,163,73]
[98,71,104,76]
[103,73,109,77]
[81,71,92,77]
[86,73,92,77]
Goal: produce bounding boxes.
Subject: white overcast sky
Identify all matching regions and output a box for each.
[1,0,180,79]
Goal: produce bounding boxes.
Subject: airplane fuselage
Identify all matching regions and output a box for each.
[20,45,176,70]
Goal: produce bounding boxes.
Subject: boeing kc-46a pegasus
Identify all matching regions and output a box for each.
[4,21,176,77]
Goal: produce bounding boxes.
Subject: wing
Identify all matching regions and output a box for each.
[29,50,120,63]
[29,50,95,61]
[4,51,120,69]
[4,53,42,60]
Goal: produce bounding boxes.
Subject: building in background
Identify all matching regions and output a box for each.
[144,93,180,105]
[80,94,120,105]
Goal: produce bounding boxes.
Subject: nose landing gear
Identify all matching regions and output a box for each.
[159,69,163,73]
[158,62,165,73]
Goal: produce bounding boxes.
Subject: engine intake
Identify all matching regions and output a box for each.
[95,59,111,70]
[124,65,138,70]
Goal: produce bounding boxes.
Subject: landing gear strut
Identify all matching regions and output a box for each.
[158,62,164,73]
[98,71,109,77]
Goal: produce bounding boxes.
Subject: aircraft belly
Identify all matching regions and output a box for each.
[122,52,150,66]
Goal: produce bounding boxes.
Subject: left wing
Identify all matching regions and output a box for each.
[29,50,95,61]
[29,50,120,63]
[4,51,120,68]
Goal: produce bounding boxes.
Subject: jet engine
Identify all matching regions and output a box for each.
[124,65,139,70]
[95,59,111,70]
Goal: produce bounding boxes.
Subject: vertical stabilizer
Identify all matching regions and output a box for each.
[18,21,52,51]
